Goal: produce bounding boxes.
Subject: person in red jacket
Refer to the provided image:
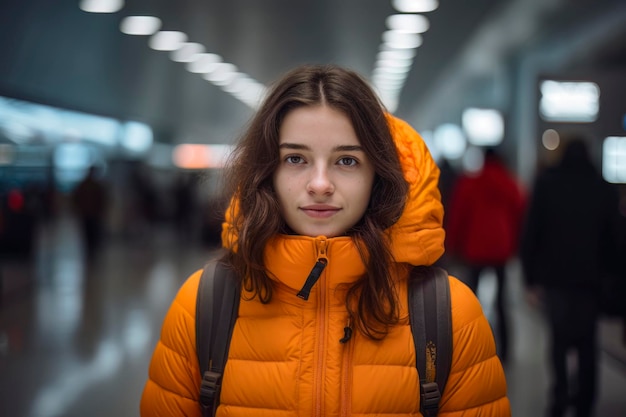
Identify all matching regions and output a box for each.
[141,65,510,417]
[445,147,526,363]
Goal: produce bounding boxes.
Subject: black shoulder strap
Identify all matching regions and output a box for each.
[195,259,240,417]
[409,265,452,417]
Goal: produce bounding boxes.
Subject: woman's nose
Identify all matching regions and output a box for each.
[307,166,335,195]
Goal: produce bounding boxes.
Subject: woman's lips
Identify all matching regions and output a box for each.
[300,205,341,218]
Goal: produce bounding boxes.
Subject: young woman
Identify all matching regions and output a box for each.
[141,64,510,417]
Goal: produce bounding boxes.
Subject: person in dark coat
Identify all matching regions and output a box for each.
[72,166,109,259]
[520,136,621,417]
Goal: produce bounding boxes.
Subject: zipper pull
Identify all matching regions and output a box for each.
[340,319,353,344]
[296,258,327,300]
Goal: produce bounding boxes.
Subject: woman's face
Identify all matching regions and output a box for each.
[273,105,376,238]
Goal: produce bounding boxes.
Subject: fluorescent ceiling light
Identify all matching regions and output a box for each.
[434,123,467,160]
[377,49,416,61]
[85,5,268,110]
[376,58,413,69]
[372,3,434,114]
[80,0,124,13]
[186,53,222,73]
[377,64,411,74]
[120,121,153,154]
[120,16,161,35]
[603,136,626,184]
[222,76,255,94]
[232,82,267,109]
[171,43,206,62]
[386,14,430,33]
[539,80,600,122]
[392,0,439,13]
[382,31,423,49]
[373,79,406,89]
[462,108,504,146]
[211,71,241,87]
[149,31,188,51]
[373,71,407,81]
[203,63,238,83]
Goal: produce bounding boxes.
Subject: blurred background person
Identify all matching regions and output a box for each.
[437,158,459,215]
[445,147,526,363]
[435,158,459,271]
[520,135,622,417]
[71,165,109,260]
[173,171,197,239]
[127,163,159,240]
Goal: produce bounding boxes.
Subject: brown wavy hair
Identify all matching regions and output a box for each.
[221,64,408,339]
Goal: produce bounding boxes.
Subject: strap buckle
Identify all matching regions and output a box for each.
[420,381,441,417]
[200,371,222,412]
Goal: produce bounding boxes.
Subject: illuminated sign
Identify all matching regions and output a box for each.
[539,80,600,123]
[433,123,466,160]
[603,136,626,184]
[462,108,504,146]
[172,144,233,169]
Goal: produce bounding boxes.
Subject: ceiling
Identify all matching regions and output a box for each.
[1,0,625,147]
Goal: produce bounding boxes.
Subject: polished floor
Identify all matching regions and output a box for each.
[1,212,625,417]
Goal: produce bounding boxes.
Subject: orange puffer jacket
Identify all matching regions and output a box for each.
[140,115,511,417]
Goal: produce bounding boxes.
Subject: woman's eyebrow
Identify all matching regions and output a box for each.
[279,143,309,150]
[334,145,363,152]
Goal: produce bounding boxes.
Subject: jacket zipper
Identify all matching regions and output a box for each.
[312,238,328,417]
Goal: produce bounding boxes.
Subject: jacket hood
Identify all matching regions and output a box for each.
[221,113,445,266]
[383,114,445,265]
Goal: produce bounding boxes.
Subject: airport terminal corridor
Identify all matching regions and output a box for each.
[2,1,626,416]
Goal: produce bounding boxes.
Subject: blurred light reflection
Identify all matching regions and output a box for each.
[123,310,152,357]
[29,341,122,417]
[603,136,626,184]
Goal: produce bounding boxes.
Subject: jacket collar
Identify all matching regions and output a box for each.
[263,235,365,293]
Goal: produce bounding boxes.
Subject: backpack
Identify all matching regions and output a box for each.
[195,260,452,417]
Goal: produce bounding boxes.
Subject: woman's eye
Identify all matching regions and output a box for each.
[286,155,304,164]
[338,157,357,166]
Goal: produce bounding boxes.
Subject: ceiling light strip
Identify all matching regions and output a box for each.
[116,14,266,109]
[372,0,439,112]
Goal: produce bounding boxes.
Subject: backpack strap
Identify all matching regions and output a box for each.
[195,258,240,417]
[409,265,452,417]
